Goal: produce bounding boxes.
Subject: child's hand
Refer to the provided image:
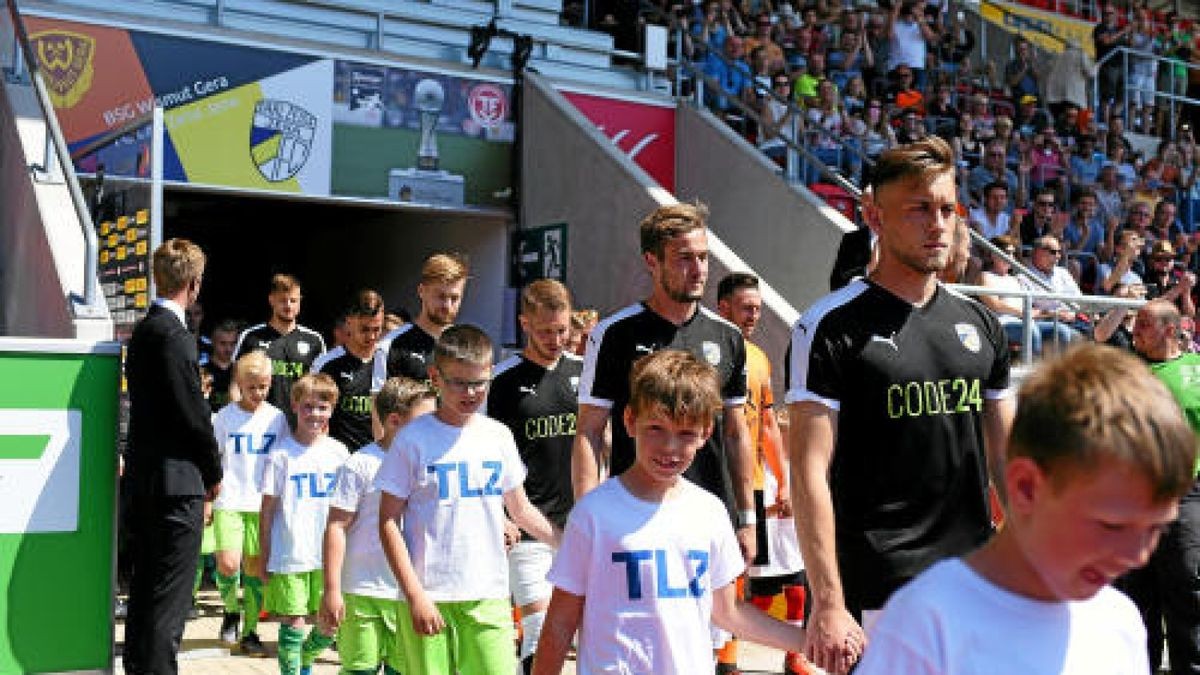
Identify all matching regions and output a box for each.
[503,519,521,552]
[320,590,345,631]
[409,594,446,635]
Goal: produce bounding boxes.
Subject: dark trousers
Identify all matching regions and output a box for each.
[123,493,204,675]
[1117,487,1200,675]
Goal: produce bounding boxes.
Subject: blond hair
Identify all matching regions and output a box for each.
[628,350,722,429]
[152,239,205,296]
[870,136,956,192]
[234,350,272,381]
[521,279,572,315]
[1011,343,1197,502]
[270,273,301,294]
[421,253,469,285]
[290,372,339,405]
[375,376,437,419]
[433,324,493,368]
[639,203,708,259]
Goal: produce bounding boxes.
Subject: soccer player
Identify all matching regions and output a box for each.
[321,377,436,675]
[313,290,385,451]
[235,274,326,425]
[203,319,240,412]
[258,373,350,675]
[377,325,559,674]
[487,279,581,673]
[211,351,288,656]
[376,253,469,383]
[573,203,757,565]
[717,272,809,675]
[787,136,1014,673]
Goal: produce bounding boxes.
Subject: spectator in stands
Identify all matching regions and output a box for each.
[1098,228,1146,294]
[1142,139,1188,204]
[889,64,924,113]
[1013,95,1051,138]
[856,97,897,161]
[969,181,1014,240]
[968,92,996,141]
[1053,103,1083,145]
[969,140,1020,206]
[1143,239,1197,317]
[1101,114,1134,157]
[1020,234,1087,341]
[750,45,774,94]
[933,8,974,78]
[1094,162,1126,225]
[693,0,734,53]
[1024,127,1070,193]
[1183,132,1200,230]
[1108,142,1139,189]
[1064,189,1107,265]
[1148,199,1186,249]
[1093,4,1132,122]
[953,111,983,167]
[1069,134,1105,190]
[992,116,1019,162]
[745,13,786,72]
[806,79,848,173]
[759,72,802,164]
[1004,37,1042,102]
[895,108,927,145]
[885,0,937,93]
[1158,13,1193,135]
[827,29,873,90]
[979,235,1072,356]
[792,56,820,107]
[1118,200,1155,250]
[841,75,867,117]
[1044,38,1096,121]
[791,9,828,65]
[1020,188,1063,246]
[1092,281,1143,349]
[1128,11,1159,133]
[926,82,960,139]
[703,35,754,124]
[864,10,892,93]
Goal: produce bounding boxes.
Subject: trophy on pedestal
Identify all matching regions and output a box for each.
[390,77,465,206]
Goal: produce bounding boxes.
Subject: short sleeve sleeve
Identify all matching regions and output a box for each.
[375,436,415,499]
[259,450,286,497]
[979,308,1013,399]
[578,328,617,408]
[722,333,748,406]
[708,502,746,592]
[498,427,528,492]
[329,459,366,512]
[546,509,594,597]
[785,315,844,410]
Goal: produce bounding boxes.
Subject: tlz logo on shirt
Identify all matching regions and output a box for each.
[611,549,710,599]
[230,432,276,455]
[289,472,336,498]
[428,461,503,499]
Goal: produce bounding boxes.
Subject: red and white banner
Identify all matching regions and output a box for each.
[562,91,675,192]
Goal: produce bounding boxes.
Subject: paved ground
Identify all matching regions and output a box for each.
[113,590,793,674]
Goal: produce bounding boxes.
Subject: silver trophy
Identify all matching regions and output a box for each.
[415,78,445,171]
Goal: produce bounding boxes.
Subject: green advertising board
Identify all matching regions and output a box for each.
[0,338,121,674]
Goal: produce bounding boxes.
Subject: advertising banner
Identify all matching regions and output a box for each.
[0,339,121,673]
[979,0,1097,58]
[332,60,514,207]
[561,91,676,192]
[25,17,516,207]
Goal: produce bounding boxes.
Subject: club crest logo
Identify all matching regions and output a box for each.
[702,341,722,366]
[297,342,310,356]
[30,30,95,109]
[955,323,982,353]
[249,99,317,182]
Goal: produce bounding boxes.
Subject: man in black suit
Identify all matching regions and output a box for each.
[123,238,222,675]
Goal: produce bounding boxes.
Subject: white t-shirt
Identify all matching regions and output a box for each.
[329,442,402,600]
[547,477,745,675]
[856,558,1148,674]
[260,435,350,574]
[374,412,526,601]
[889,17,927,71]
[212,402,289,512]
[968,207,1012,240]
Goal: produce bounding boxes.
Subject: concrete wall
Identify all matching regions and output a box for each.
[521,73,807,390]
[674,103,855,375]
[0,79,110,339]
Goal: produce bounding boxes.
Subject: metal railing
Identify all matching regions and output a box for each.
[4,0,102,314]
[950,283,1145,364]
[1094,45,1200,133]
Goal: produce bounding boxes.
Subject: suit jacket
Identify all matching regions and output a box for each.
[125,303,222,497]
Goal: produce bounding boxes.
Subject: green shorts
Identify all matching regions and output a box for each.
[265,570,323,617]
[200,521,216,555]
[213,509,260,557]
[396,598,516,675]
[338,593,404,671]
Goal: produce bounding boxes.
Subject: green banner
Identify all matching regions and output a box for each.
[0,338,120,674]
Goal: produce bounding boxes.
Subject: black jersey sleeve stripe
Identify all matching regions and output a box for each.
[784,280,869,409]
[578,303,643,408]
[233,323,267,360]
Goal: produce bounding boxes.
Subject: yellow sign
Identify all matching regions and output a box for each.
[135,240,147,256]
[979,0,1097,59]
[135,209,149,225]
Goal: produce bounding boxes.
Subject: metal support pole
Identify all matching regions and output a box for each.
[149,106,164,300]
[786,114,801,183]
[1022,294,1035,366]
